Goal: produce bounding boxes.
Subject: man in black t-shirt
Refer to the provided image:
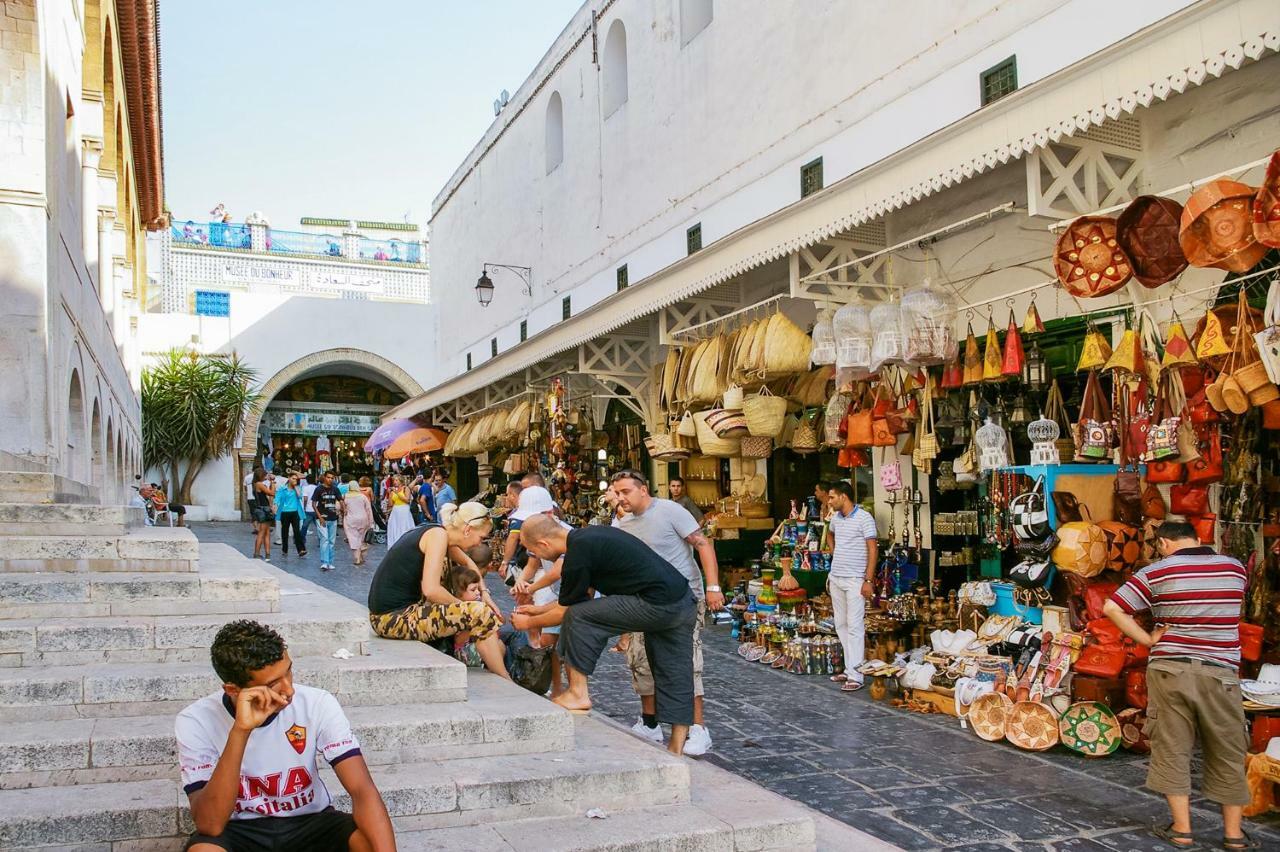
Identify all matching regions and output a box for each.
[511,516,697,754]
[311,473,344,572]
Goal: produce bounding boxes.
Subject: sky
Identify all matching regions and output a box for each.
[160,0,584,229]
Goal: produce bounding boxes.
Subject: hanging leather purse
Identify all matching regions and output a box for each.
[1113,467,1143,526]
[845,395,874,449]
[1010,475,1051,542]
[1184,426,1223,484]
[1142,484,1166,520]
[1074,370,1114,461]
[1052,490,1084,524]
[1009,556,1054,590]
[1170,483,1210,516]
[1145,460,1184,483]
[1188,513,1216,544]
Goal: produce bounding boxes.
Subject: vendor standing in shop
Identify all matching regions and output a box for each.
[824,481,878,692]
[667,477,704,525]
[1103,519,1254,851]
[610,470,723,756]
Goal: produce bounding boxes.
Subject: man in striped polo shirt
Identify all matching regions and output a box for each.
[1104,520,1254,851]
[823,481,878,692]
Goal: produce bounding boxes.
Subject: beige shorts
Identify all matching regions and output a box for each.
[1145,657,1250,805]
[627,604,704,697]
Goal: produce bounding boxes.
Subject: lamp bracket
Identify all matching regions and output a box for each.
[482,263,533,297]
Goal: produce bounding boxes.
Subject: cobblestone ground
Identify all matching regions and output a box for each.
[193,521,1280,851]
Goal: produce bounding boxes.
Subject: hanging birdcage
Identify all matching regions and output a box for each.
[832,301,872,376]
[976,417,1009,472]
[810,307,836,366]
[900,277,957,366]
[1028,413,1061,466]
[869,301,905,373]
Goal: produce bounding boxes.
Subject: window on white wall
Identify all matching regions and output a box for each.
[602,19,628,117]
[545,91,564,174]
[680,0,712,45]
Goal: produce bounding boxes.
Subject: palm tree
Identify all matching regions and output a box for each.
[142,350,260,505]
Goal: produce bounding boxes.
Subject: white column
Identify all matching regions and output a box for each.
[98,209,116,323]
[81,140,103,295]
[249,222,268,252]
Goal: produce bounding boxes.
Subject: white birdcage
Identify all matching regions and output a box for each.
[900,278,957,366]
[1027,413,1061,466]
[869,301,904,373]
[810,308,836,366]
[976,417,1009,472]
[832,301,872,376]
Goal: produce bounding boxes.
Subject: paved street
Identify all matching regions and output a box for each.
[194,521,1280,851]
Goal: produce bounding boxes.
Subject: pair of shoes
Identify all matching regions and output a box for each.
[684,724,712,756]
[321,564,333,571]
[630,718,664,744]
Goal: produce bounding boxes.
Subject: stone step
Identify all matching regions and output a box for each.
[0,471,95,504]
[0,526,199,573]
[0,717,689,848]
[0,638,467,721]
[0,502,145,536]
[0,566,279,619]
[0,674,572,789]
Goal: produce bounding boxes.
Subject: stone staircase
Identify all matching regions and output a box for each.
[0,497,883,851]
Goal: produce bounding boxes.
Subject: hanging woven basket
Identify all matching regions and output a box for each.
[693,410,742,457]
[742,387,788,437]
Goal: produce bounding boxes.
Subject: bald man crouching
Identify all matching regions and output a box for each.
[510,514,697,755]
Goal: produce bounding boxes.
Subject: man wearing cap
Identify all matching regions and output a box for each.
[610,470,723,756]
[1104,519,1254,850]
[510,486,571,697]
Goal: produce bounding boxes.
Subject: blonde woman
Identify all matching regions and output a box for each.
[367,502,509,678]
[343,483,374,566]
[384,475,414,548]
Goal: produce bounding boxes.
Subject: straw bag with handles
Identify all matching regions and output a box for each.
[739,436,772,459]
[789,410,820,454]
[693,410,741,457]
[742,386,788,437]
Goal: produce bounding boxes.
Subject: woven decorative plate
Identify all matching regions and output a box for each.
[744,645,766,662]
[1005,700,1060,752]
[1054,216,1133,297]
[967,691,1013,742]
[1059,701,1121,757]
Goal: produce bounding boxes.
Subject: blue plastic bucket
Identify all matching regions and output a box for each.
[991,580,1043,624]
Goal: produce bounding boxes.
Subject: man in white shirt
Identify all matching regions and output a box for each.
[611,470,724,756]
[824,481,879,691]
[243,470,255,532]
[176,620,395,851]
[299,476,317,551]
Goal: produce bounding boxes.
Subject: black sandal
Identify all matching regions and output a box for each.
[1151,821,1197,849]
[1221,830,1259,850]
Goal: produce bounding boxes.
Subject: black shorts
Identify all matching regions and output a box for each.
[184,807,356,851]
[250,507,275,524]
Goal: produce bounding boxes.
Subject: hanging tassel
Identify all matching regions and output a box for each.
[1002,309,1025,377]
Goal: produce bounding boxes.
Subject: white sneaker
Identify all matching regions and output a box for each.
[630,719,664,744]
[684,724,712,756]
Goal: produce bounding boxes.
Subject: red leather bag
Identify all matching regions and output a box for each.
[1170,484,1209,516]
[1083,581,1120,622]
[1184,428,1223,485]
[1087,617,1123,644]
[1075,643,1127,678]
[1146,460,1184,483]
[1188,513,1216,544]
[838,447,869,468]
[1241,622,1264,662]
[1125,669,1148,709]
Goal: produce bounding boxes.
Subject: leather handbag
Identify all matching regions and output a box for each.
[1075,643,1127,679]
[870,417,896,447]
[1009,556,1054,590]
[1010,475,1051,542]
[1098,521,1141,573]
[838,446,869,468]
[1082,581,1121,622]
[1113,468,1143,526]
[1146,460,1184,483]
[1142,484,1166,520]
[1075,370,1114,461]
[1052,491,1084,524]
[1071,674,1125,707]
[1188,513,1216,544]
[845,404,873,449]
[1125,669,1149,710]
[1170,483,1209,516]
[1184,426,1223,484]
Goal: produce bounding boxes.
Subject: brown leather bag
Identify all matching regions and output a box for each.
[1052,491,1084,524]
[1142,484,1166,520]
[1113,468,1143,525]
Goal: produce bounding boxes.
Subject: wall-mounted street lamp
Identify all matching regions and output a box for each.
[475,263,532,307]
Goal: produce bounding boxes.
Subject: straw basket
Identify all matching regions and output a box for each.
[1005,701,1060,752]
[740,436,773,459]
[1236,360,1279,404]
[649,432,690,462]
[724,384,745,410]
[968,692,1012,742]
[743,387,788,437]
[693,410,742,457]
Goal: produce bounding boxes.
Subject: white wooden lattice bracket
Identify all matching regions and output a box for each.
[790,235,892,303]
[658,288,742,345]
[1026,119,1146,219]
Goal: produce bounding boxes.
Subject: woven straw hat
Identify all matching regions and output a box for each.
[1116,196,1188,288]
[1180,179,1267,272]
[1054,216,1133,297]
[1059,701,1121,757]
[1254,149,1280,248]
[968,691,1012,742]
[1005,700,1060,751]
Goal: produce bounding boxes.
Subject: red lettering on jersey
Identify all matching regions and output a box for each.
[244,772,281,798]
[281,766,312,796]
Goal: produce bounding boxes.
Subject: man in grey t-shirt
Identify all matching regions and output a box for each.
[667,477,704,525]
[612,470,723,756]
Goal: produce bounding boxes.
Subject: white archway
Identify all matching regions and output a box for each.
[90,399,104,489]
[602,19,628,117]
[66,370,87,482]
[545,91,564,174]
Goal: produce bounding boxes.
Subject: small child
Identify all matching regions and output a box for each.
[446,564,486,668]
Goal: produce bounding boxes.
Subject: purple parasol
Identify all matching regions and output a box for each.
[363,418,419,453]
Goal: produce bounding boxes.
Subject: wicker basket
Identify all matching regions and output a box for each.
[724,384,744,410]
[649,432,690,462]
[742,387,788,437]
[740,436,773,459]
[693,410,741,457]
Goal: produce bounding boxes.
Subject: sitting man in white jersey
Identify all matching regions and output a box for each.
[176,620,396,852]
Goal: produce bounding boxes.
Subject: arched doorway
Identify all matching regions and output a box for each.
[90,400,104,490]
[66,371,86,482]
[106,417,116,499]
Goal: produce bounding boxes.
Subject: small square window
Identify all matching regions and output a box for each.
[491,338,498,357]
[520,320,528,342]
[562,296,572,320]
[980,56,1017,106]
[616,264,629,291]
[466,353,472,371]
[686,223,702,255]
[800,157,823,198]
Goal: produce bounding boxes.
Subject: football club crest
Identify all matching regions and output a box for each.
[285,724,306,755]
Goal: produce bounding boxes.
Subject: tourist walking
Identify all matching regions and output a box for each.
[311,471,343,572]
[512,517,697,755]
[367,502,509,678]
[250,467,276,561]
[430,469,457,511]
[416,475,437,524]
[275,472,306,556]
[1104,520,1256,850]
[825,481,878,691]
[298,474,315,554]
[611,470,723,755]
[385,475,414,548]
[343,483,374,566]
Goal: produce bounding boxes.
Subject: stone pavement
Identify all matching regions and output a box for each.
[193,521,1280,852]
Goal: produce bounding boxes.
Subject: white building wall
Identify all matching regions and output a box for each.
[427,0,1205,386]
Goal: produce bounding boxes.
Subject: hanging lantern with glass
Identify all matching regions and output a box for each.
[900,277,957,366]
[1028,411,1061,466]
[832,300,872,377]
[975,417,1009,472]
[810,307,836,366]
[1022,339,1049,389]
